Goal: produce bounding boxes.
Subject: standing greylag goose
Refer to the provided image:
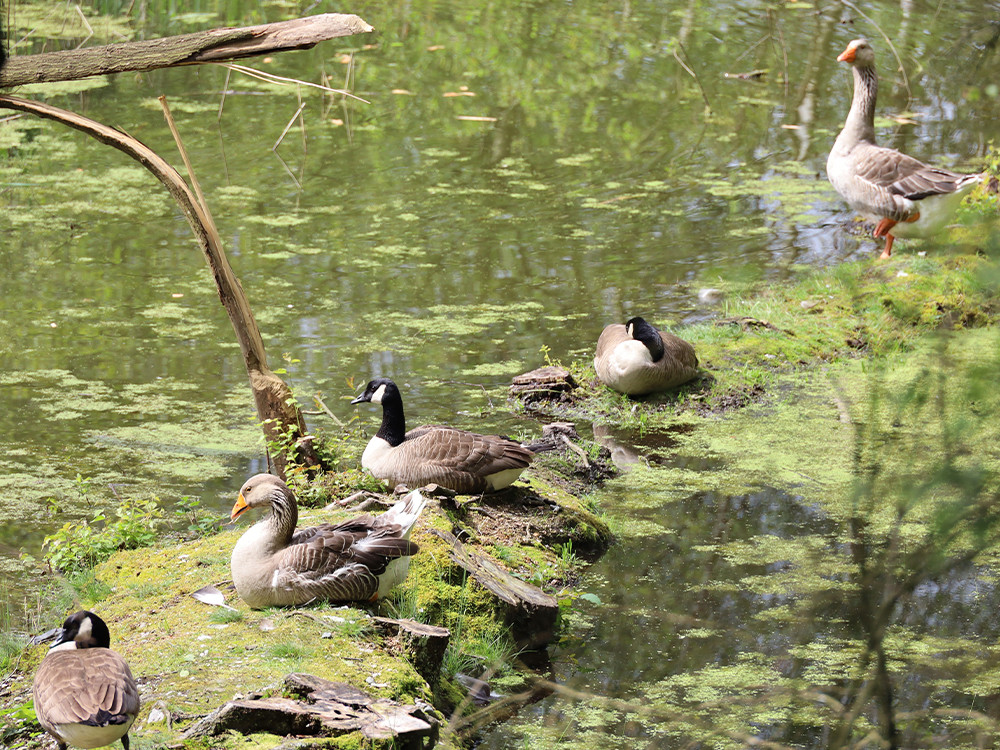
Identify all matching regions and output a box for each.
[32,610,140,750]
[230,473,426,608]
[351,378,538,493]
[827,38,983,258]
[594,316,699,396]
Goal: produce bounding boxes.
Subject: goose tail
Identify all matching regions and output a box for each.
[382,489,428,537]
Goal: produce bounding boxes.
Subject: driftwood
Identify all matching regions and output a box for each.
[374,617,451,685]
[432,530,558,648]
[182,673,437,746]
[0,14,373,88]
[0,95,316,476]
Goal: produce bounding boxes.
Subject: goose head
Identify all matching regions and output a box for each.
[231,473,294,522]
[625,316,665,362]
[350,377,399,406]
[837,38,874,67]
[35,610,112,652]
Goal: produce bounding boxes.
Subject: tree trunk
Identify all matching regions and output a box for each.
[0,14,372,88]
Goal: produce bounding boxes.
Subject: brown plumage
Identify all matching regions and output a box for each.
[594,316,699,396]
[32,611,140,750]
[351,378,536,494]
[230,473,426,608]
[827,38,983,258]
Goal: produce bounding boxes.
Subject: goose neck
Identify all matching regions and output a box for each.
[842,64,878,145]
[376,390,407,447]
[263,488,298,546]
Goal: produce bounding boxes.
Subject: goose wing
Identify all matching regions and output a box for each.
[847,143,976,219]
[404,425,533,475]
[273,521,419,602]
[34,650,139,727]
[658,331,699,370]
[594,324,629,362]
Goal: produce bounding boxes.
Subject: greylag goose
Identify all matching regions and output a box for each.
[351,378,539,493]
[32,610,140,750]
[230,473,426,608]
[827,38,983,258]
[594,316,699,396]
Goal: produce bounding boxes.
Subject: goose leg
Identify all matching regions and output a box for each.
[873,218,897,259]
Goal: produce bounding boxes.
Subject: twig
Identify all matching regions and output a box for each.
[216,66,231,123]
[559,434,590,469]
[312,394,345,426]
[73,5,93,50]
[273,102,307,151]
[159,96,215,229]
[215,62,370,104]
[672,39,711,112]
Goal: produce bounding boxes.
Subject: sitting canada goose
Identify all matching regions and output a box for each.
[594,317,699,396]
[32,610,140,750]
[351,378,538,493]
[230,473,426,608]
[828,39,983,258]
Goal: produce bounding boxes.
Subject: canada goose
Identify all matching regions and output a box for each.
[827,38,983,258]
[351,378,538,493]
[230,473,426,608]
[32,610,140,750]
[594,316,699,396]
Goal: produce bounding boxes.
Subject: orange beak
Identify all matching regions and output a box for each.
[231,492,249,522]
[837,44,856,63]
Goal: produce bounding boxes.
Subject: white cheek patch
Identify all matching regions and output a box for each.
[77,616,92,643]
[372,384,387,404]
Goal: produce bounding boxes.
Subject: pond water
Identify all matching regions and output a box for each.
[2,0,1000,745]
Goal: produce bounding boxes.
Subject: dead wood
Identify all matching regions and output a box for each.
[182,672,438,746]
[0,94,319,476]
[0,13,373,88]
[431,529,559,649]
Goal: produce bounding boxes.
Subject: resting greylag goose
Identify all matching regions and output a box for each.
[351,378,539,493]
[594,316,699,396]
[827,38,983,258]
[32,610,140,750]
[230,473,426,608]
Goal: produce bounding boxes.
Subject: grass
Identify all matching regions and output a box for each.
[208,607,245,624]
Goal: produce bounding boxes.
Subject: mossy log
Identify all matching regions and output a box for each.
[0,14,372,88]
[374,617,451,686]
[182,672,437,745]
[432,530,559,649]
[510,365,578,404]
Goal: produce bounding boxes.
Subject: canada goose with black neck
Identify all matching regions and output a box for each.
[351,377,537,493]
[594,316,699,396]
[230,473,426,607]
[827,38,983,258]
[32,610,140,750]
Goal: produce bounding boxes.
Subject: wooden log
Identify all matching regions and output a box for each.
[432,530,558,648]
[0,14,373,88]
[373,617,451,685]
[510,365,577,404]
[183,673,437,744]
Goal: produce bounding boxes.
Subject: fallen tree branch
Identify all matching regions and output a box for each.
[0,13,373,88]
[0,93,321,477]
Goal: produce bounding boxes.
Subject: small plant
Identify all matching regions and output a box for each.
[42,497,166,576]
[174,495,219,539]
